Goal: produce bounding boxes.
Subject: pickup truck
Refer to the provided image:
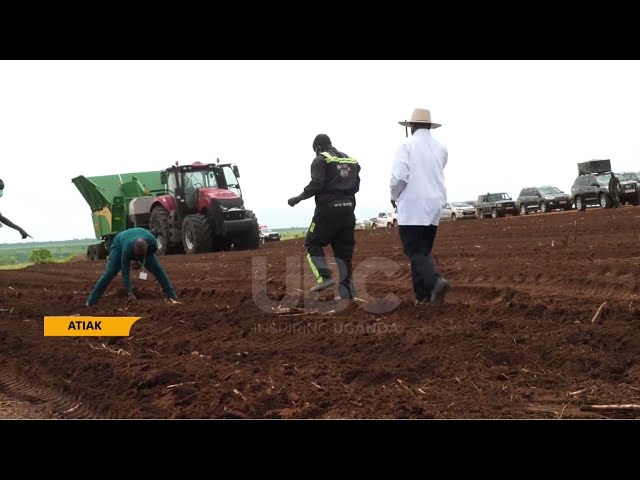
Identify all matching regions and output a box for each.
[371,210,398,228]
[475,193,519,218]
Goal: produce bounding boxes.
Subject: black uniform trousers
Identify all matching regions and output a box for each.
[398,225,441,302]
[305,204,356,298]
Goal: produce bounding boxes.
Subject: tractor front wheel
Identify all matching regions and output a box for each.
[182,214,213,254]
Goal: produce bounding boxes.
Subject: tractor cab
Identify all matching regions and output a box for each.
[160,161,244,218]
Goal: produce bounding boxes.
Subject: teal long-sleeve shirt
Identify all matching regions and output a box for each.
[112,228,176,298]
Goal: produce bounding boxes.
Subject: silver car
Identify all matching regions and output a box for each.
[355,219,368,230]
[441,201,476,221]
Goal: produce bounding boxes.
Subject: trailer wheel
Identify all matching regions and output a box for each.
[182,214,213,254]
[150,207,173,255]
[95,243,107,260]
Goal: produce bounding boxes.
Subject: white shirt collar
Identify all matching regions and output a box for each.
[413,128,432,138]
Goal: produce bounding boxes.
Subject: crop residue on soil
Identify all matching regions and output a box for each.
[2,207,640,418]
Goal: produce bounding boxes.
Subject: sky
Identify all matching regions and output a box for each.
[1,60,640,242]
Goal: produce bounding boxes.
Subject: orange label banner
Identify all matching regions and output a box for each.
[44,316,142,336]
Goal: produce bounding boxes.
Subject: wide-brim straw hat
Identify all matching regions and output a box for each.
[398,108,441,129]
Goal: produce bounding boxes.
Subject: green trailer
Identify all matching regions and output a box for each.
[73,161,260,260]
[72,171,164,260]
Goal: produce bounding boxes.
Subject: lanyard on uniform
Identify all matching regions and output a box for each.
[137,256,148,280]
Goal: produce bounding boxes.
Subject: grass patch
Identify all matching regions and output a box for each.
[0,239,94,267]
[280,231,306,240]
[0,263,32,270]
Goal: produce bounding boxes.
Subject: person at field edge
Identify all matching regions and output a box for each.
[609,172,621,208]
[86,227,179,306]
[0,179,33,240]
[288,134,361,299]
[0,178,32,240]
[390,108,450,306]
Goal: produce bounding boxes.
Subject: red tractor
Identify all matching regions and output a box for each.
[146,161,261,254]
[74,161,261,256]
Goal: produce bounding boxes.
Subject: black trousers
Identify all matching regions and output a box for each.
[612,190,621,208]
[305,204,356,298]
[398,225,441,302]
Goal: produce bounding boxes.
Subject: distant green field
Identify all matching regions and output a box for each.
[0,263,32,270]
[0,228,310,268]
[0,239,95,266]
[277,227,307,240]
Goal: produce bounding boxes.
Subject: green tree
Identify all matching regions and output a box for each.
[0,256,18,266]
[29,248,53,264]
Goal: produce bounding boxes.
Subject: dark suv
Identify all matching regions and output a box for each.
[571,173,639,211]
[516,186,572,214]
[475,193,518,218]
[621,171,640,183]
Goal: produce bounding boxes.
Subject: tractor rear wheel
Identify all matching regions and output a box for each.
[234,212,261,250]
[150,207,173,255]
[182,214,213,254]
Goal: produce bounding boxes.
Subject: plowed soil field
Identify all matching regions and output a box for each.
[2,207,640,418]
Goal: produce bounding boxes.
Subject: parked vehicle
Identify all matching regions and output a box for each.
[620,171,640,183]
[371,218,385,229]
[516,186,572,214]
[355,219,369,230]
[475,193,519,218]
[372,211,397,228]
[441,201,476,221]
[571,172,639,210]
[260,226,281,242]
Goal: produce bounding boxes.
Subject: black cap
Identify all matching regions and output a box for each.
[312,134,331,152]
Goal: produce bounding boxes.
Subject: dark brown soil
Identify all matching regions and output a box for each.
[2,207,640,418]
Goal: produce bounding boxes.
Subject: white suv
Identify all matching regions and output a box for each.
[372,210,398,228]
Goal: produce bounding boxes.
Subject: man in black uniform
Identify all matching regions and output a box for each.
[609,172,622,208]
[288,134,361,299]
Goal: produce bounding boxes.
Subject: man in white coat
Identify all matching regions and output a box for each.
[390,108,450,305]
